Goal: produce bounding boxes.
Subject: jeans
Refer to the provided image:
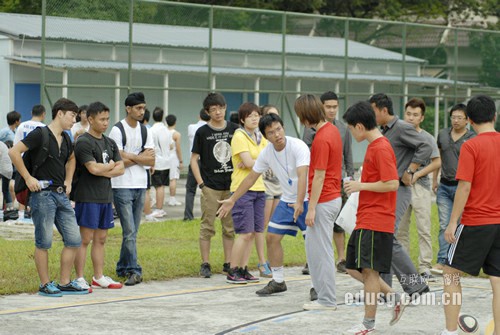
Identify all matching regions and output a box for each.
[2,175,12,205]
[113,188,145,276]
[30,190,81,249]
[436,183,457,264]
[183,164,198,220]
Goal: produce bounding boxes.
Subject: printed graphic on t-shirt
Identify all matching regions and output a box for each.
[102,150,110,164]
[212,137,232,172]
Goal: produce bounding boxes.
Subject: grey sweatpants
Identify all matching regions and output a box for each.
[380,186,428,294]
[306,197,341,307]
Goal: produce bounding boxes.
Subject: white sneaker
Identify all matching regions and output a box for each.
[92,275,123,289]
[75,277,93,293]
[152,209,166,218]
[144,214,160,222]
[344,324,375,334]
[390,293,409,326]
[302,301,337,311]
[168,198,182,206]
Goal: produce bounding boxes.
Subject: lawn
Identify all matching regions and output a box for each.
[0,205,440,295]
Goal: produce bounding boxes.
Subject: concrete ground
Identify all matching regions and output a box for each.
[0,268,495,334]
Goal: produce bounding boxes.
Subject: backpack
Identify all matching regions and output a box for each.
[114,121,147,151]
[14,127,71,205]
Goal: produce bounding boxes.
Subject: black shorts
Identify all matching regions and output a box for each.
[447,224,500,277]
[151,169,170,187]
[346,229,393,273]
[146,169,151,190]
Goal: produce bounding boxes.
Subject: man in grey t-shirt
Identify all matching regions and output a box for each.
[370,93,432,297]
[397,98,441,281]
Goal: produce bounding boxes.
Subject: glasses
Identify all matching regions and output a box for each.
[208,106,226,114]
[450,116,466,121]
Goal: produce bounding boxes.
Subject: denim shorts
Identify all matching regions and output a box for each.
[75,202,114,230]
[30,190,81,249]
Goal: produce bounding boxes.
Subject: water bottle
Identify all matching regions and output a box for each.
[38,180,53,189]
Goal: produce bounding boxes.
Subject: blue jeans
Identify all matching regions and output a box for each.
[30,191,81,249]
[113,188,145,276]
[436,183,458,264]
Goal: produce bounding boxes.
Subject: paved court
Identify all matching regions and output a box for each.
[0,267,495,334]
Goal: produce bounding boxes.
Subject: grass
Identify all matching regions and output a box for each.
[1,204,443,295]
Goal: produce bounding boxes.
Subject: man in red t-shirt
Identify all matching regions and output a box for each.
[295,94,342,311]
[342,101,401,334]
[440,95,500,335]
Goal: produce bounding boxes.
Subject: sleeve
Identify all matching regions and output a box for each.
[110,139,122,162]
[231,131,249,157]
[13,126,23,145]
[252,146,270,174]
[343,129,355,177]
[108,126,123,151]
[430,140,440,159]
[310,137,330,170]
[375,145,399,182]
[437,131,442,150]
[21,127,43,151]
[455,142,474,182]
[295,139,311,168]
[302,127,315,148]
[191,127,202,154]
[74,137,96,165]
[399,123,432,165]
[144,127,154,150]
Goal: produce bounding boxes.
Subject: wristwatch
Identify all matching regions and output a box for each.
[406,168,415,174]
[199,183,205,189]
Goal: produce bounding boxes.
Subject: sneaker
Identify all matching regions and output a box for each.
[302,263,309,275]
[256,280,287,295]
[303,301,337,311]
[144,214,160,222]
[337,259,348,274]
[241,266,259,283]
[57,280,90,295]
[421,270,437,283]
[24,209,32,219]
[3,209,19,221]
[389,293,409,326]
[152,209,166,218]
[75,277,93,293]
[310,287,318,301]
[223,262,231,273]
[430,263,445,275]
[409,285,430,302]
[226,267,247,284]
[113,208,119,219]
[38,281,62,297]
[168,198,182,206]
[257,262,272,278]
[124,273,143,286]
[343,324,376,334]
[200,262,212,278]
[92,276,123,289]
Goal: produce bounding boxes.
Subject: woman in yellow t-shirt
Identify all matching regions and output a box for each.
[226,102,267,284]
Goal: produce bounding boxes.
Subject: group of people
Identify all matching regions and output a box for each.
[1,89,498,335]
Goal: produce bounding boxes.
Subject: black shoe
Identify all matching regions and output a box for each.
[302,263,309,275]
[310,287,318,301]
[124,273,142,286]
[24,209,32,219]
[256,280,287,295]
[223,262,230,273]
[336,259,347,274]
[241,266,259,283]
[420,271,437,283]
[226,267,247,284]
[3,209,19,221]
[200,262,212,278]
[409,285,430,301]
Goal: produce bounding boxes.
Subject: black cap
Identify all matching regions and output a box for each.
[125,92,146,107]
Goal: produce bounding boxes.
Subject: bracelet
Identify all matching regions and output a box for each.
[199,183,205,189]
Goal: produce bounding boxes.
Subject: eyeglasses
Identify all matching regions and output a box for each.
[450,116,466,121]
[208,106,226,114]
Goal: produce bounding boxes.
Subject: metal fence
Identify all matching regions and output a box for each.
[40,0,500,135]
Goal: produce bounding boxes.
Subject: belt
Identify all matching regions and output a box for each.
[440,178,458,186]
[47,185,66,193]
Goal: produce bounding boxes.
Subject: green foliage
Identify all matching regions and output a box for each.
[470,32,500,88]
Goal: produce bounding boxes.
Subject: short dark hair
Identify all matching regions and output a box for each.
[238,102,261,126]
[369,93,394,116]
[343,101,377,130]
[52,98,78,120]
[125,92,146,107]
[203,92,226,111]
[229,112,239,125]
[7,111,21,125]
[259,113,284,139]
[166,114,177,127]
[200,108,210,121]
[450,103,467,118]
[405,98,426,116]
[76,104,88,122]
[152,107,164,122]
[466,95,496,124]
[294,94,325,126]
[320,91,338,103]
[86,101,110,118]
[260,104,279,115]
[32,104,46,117]
[142,108,150,123]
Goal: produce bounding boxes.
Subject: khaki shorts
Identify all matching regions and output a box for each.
[200,186,235,240]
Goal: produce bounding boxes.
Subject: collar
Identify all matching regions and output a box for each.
[382,115,398,132]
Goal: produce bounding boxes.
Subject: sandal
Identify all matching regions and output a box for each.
[257,261,272,278]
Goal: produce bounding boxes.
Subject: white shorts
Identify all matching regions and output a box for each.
[170,167,180,180]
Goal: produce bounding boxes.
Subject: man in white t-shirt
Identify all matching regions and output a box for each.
[218,113,310,295]
[183,109,210,221]
[108,92,155,286]
[149,107,172,219]
[13,105,46,144]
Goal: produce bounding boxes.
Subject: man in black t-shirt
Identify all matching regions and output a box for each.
[9,98,88,297]
[73,102,125,290]
[191,93,238,278]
